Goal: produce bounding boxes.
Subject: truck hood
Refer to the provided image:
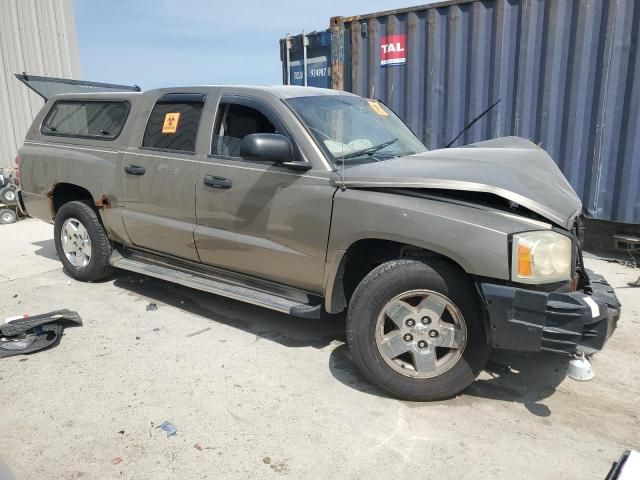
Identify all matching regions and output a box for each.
[339,136,581,229]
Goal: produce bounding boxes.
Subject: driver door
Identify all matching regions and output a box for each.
[194,94,334,293]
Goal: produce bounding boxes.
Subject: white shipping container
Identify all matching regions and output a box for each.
[0,0,80,168]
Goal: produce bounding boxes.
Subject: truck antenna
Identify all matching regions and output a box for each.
[445,98,501,148]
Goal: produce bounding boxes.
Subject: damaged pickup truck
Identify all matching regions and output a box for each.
[17,86,620,400]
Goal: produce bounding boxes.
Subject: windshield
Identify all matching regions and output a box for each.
[285,95,427,164]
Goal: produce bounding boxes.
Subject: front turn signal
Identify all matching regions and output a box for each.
[517,243,533,277]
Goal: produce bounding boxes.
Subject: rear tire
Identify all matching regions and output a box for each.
[346,259,490,401]
[54,201,113,281]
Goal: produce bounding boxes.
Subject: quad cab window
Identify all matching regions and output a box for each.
[211,100,282,158]
[142,94,205,152]
[41,101,129,139]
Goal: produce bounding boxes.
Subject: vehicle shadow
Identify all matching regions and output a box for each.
[32,239,58,261]
[464,350,569,416]
[114,269,569,413]
[328,343,569,415]
[112,271,346,350]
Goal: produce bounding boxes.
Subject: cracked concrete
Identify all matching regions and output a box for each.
[0,219,638,479]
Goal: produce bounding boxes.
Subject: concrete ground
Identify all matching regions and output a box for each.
[0,219,638,479]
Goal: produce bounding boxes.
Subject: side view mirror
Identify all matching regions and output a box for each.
[239,133,310,170]
[240,133,293,163]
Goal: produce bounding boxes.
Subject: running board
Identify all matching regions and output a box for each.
[109,249,321,319]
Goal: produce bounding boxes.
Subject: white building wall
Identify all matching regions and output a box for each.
[0,0,80,168]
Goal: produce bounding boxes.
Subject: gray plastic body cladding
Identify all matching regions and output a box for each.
[480,277,620,355]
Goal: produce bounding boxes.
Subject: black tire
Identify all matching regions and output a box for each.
[0,208,16,224]
[53,200,113,281]
[0,186,17,205]
[346,259,490,401]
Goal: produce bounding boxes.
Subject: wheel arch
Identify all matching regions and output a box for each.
[50,183,95,215]
[324,237,472,314]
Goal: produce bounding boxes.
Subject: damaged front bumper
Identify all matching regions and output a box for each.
[480,272,620,355]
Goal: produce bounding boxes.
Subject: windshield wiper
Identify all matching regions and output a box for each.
[336,138,399,160]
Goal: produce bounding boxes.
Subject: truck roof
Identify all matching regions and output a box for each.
[45,85,353,102]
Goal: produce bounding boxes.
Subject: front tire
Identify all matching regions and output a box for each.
[346,259,490,401]
[54,201,113,282]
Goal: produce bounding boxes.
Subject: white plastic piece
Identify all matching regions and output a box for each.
[618,450,640,480]
[567,352,594,381]
[583,297,600,318]
[4,315,26,324]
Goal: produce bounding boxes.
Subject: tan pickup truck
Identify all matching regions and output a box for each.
[17,85,620,400]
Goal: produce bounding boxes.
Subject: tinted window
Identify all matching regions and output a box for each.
[212,103,276,157]
[142,100,204,152]
[42,101,129,139]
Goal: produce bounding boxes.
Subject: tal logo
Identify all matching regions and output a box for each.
[380,34,407,66]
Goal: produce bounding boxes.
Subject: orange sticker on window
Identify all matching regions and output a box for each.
[367,100,388,116]
[162,112,180,133]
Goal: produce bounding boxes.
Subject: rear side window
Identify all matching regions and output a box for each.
[142,94,205,152]
[41,101,129,139]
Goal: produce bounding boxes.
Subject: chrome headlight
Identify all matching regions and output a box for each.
[511,231,572,284]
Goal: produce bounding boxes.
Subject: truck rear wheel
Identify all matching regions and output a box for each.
[53,201,113,282]
[346,259,490,401]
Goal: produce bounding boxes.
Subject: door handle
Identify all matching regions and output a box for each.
[124,165,146,176]
[203,175,232,189]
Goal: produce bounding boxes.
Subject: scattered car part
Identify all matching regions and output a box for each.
[186,326,211,337]
[613,234,640,253]
[0,209,17,225]
[0,185,17,205]
[606,450,640,480]
[0,173,9,188]
[567,352,594,381]
[157,421,177,437]
[0,309,82,358]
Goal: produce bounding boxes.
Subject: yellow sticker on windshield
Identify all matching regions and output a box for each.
[162,112,180,133]
[368,100,388,116]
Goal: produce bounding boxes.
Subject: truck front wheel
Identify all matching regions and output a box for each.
[53,201,113,282]
[346,259,490,401]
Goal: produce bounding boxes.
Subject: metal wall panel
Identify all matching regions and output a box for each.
[0,0,80,169]
[310,0,639,224]
[281,31,332,88]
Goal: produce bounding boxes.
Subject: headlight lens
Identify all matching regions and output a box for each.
[511,231,572,283]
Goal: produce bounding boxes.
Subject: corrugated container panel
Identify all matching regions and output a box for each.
[280,31,332,88]
[0,0,80,169]
[307,0,639,224]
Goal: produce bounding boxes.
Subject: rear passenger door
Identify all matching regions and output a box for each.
[121,93,205,261]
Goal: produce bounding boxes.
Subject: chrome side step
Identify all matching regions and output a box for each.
[109,248,321,319]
